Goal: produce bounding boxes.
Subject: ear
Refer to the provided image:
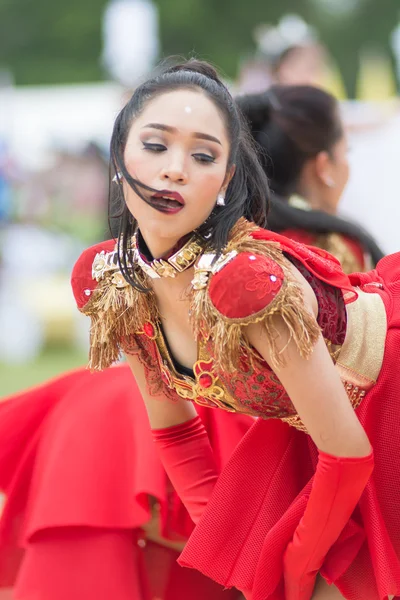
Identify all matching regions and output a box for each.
[221,164,236,194]
[314,151,335,188]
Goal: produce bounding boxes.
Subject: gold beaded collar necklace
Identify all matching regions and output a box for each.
[134,230,205,279]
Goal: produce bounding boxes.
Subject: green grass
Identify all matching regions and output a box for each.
[0,346,88,397]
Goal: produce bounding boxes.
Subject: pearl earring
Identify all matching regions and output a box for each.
[324,176,336,188]
[216,193,226,206]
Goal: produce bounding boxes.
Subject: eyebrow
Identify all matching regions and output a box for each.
[142,123,222,146]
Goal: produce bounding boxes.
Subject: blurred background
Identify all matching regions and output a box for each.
[0,0,399,395]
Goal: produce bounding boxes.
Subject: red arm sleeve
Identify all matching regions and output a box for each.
[152,416,219,524]
[284,449,374,600]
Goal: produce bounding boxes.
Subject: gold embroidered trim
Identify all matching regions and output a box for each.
[146,320,237,411]
[282,380,367,432]
[335,288,386,390]
[80,222,380,433]
[284,290,386,433]
[282,414,308,432]
[135,232,205,279]
[190,219,321,373]
[80,244,159,371]
[83,220,320,374]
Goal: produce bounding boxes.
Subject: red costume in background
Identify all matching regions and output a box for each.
[70,218,400,600]
[280,228,369,274]
[0,365,251,599]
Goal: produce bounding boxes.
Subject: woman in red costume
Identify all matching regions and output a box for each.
[0,89,378,600]
[0,84,386,600]
[236,86,384,273]
[70,59,400,600]
[0,87,372,600]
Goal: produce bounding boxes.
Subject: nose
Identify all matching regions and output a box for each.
[160,154,188,184]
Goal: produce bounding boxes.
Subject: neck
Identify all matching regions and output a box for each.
[151,265,195,298]
[295,185,336,215]
[140,231,182,261]
[135,227,204,283]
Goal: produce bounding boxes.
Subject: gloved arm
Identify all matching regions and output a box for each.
[152,416,219,524]
[283,449,374,600]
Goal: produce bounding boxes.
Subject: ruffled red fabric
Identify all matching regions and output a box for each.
[0,364,252,598]
[281,229,367,271]
[251,228,357,301]
[179,249,400,600]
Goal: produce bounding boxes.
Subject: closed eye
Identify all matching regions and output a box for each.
[193,153,215,164]
[143,142,166,152]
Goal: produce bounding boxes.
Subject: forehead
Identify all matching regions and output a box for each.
[133,89,229,143]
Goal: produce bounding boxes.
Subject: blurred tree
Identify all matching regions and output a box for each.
[0,0,109,84]
[156,0,310,77]
[308,0,399,96]
[0,0,398,96]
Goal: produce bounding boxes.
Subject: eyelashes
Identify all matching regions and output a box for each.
[142,142,216,164]
[193,153,216,164]
[143,142,166,152]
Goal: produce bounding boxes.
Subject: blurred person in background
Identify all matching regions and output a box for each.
[270,42,329,88]
[27,143,109,245]
[255,16,325,89]
[236,85,384,273]
[237,15,344,97]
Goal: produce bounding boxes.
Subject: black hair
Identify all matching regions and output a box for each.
[236,85,343,198]
[237,86,385,265]
[108,58,269,292]
[268,197,384,266]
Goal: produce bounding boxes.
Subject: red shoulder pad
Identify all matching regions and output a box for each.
[208,252,284,320]
[71,239,116,310]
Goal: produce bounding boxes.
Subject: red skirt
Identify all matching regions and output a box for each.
[179,252,400,600]
[0,364,252,599]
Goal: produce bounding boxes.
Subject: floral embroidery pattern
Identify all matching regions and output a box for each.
[207,340,297,420]
[123,251,347,425]
[129,323,235,411]
[123,334,181,402]
[245,258,284,300]
[124,257,347,422]
[290,241,343,274]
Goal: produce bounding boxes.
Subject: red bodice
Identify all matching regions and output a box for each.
[122,255,347,423]
[71,221,382,431]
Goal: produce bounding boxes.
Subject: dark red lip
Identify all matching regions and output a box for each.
[152,190,185,205]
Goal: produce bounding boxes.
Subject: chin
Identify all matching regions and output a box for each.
[139,216,189,247]
[140,209,203,235]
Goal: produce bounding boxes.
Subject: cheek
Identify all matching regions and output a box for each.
[122,184,142,218]
[332,155,349,192]
[340,159,350,186]
[124,150,153,180]
[196,168,226,200]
